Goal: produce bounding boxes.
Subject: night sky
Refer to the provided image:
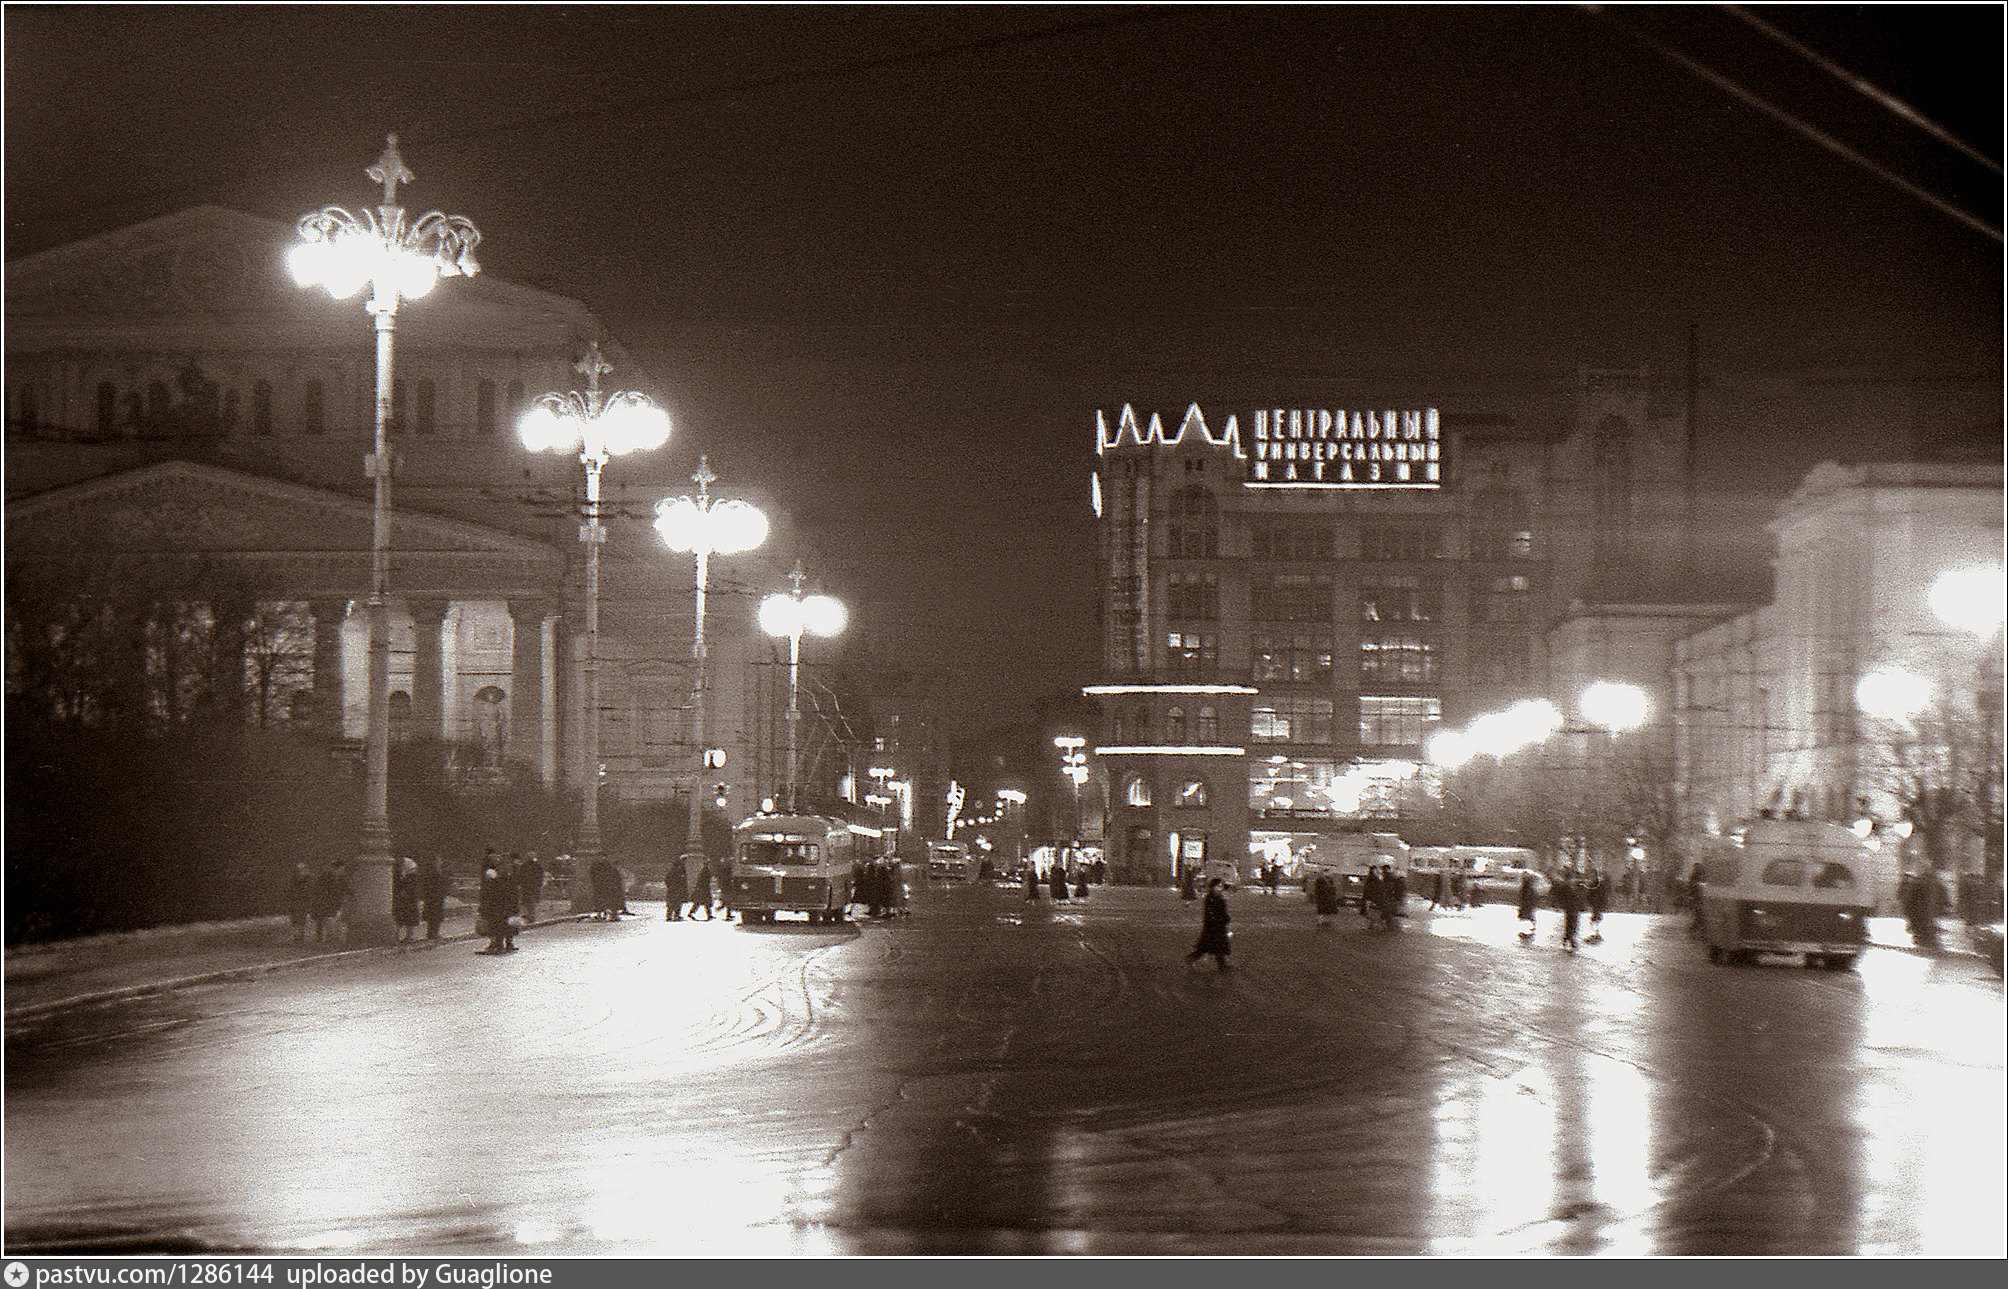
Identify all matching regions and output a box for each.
[6,4,2002,733]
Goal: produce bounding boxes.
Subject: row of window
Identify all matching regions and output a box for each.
[1166,631,1530,686]
[1163,572,1530,623]
[12,377,537,439]
[1106,695,1441,748]
[1170,523,1534,564]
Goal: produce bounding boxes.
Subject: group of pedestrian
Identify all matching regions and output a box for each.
[1425,868,1472,911]
[389,855,451,944]
[853,857,902,918]
[1361,864,1406,931]
[286,860,352,944]
[1516,866,1609,952]
[1023,861,1090,903]
[663,854,726,921]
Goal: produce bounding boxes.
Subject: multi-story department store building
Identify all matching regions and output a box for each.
[1089,375,1699,886]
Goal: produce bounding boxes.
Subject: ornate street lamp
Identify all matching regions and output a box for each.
[758,564,846,814]
[288,134,480,944]
[520,343,671,909]
[655,457,768,875]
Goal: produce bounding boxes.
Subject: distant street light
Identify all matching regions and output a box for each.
[758,564,846,814]
[288,134,480,944]
[519,342,671,909]
[656,458,768,873]
[1930,565,2006,639]
[1856,666,1933,721]
[1580,680,1651,732]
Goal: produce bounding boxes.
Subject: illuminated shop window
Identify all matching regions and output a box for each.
[1360,635,1438,684]
[1251,697,1334,743]
[1359,575,1439,623]
[1167,572,1218,620]
[1252,573,1332,622]
[1176,779,1208,808]
[1125,774,1154,807]
[1358,696,1440,747]
[1253,630,1333,683]
[1250,757,1419,819]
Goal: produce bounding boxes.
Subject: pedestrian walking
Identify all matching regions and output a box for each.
[1074,869,1090,900]
[1186,878,1233,969]
[1025,864,1042,901]
[1179,868,1197,900]
[1369,865,1404,931]
[477,857,516,954]
[518,852,545,924]
[1430,870,1446,911]
[1313,872,1341,929]
[688,859,715,920]
[1049,861,1069,903]
[416,856,447,940]
[392,857,421,944]
[285,863,312,941]
[1556,869,1584,952]
[1362,866,1386,929]
[1586,867,1608,943]
[309,861,344,943]
[665,855,687,921]
[1265,864,1280,897]
[1516,869,1540,940]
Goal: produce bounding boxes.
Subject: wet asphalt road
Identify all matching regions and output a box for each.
[5,883,2002,1256]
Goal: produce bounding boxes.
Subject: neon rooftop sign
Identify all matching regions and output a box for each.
[1096,403,1445,489]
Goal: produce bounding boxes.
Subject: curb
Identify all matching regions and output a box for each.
[4,913,597,1021]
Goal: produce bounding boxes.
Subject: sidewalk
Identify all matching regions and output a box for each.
[3,900,595,1021]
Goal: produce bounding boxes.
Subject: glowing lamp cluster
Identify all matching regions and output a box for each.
[759,592,848,641]
[519,390,670,459]
[1856,667,1933,721]
[1580,680,1651,732]
[1929,565,2006,638]
[1426,699,1564,769]
[655,494,769,556]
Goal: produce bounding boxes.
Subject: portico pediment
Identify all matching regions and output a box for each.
[5,461,561,593]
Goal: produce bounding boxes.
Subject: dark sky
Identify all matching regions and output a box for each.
[6,4,2002,733]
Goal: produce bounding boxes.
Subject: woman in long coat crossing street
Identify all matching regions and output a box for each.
[664,855,687,921]
[477,859,515,954]
[1186,878,1233,969]
[1516,869,1541,940]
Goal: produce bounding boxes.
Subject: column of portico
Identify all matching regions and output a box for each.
[508,599,550,783]
[309,598,351,737]
[409,599,449,740]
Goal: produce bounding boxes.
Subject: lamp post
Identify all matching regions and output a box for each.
[1053,735,1087,842]
[759,565,846,815]
[288,134,480,944]
[519,343,671,910]
[655,457,768,875]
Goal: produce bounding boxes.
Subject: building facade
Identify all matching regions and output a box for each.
[5,206,819,851]
[1672,460,2004,902]
[1088,371,1695,886]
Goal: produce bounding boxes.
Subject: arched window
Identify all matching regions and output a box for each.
[303,380,325,435]
[1125,774,1153,807]
[1175,779,1208,808]
[96,382,117,437]
[1166,705,1187,743]
[252,381,273,436]
[1168,485,1218,558]
[1197,705,1218,742]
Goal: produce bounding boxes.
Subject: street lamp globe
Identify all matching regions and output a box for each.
[1929,565,2006,639]
[760,573,846,814]
[1856,667,1933,721]
[1581,680,1651,732]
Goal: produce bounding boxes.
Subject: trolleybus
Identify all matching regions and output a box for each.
[729,813,870,924]
[1696,816,1874,969]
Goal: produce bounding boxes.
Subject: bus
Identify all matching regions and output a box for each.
[926,840,971,882]
[728,813,869,924]
[1696,816,1874,970]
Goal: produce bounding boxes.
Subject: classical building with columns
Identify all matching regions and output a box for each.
[5,206,799,845]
